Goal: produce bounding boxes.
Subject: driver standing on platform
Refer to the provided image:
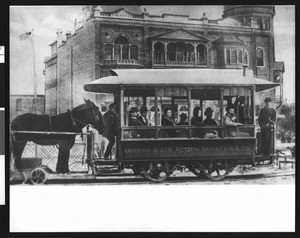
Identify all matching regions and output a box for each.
[258,97,277,155]
[102,103,117,160]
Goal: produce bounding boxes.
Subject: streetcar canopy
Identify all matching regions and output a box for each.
[84,69,279,93]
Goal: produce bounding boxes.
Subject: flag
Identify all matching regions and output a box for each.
[19,31,32,41]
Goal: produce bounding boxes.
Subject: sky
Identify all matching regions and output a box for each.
[10,5,295,103]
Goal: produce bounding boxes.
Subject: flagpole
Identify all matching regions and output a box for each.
[31,29,37,114]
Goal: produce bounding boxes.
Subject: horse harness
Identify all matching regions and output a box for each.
[47,104,100,133]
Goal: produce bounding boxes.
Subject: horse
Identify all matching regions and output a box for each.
[10,99,105,178]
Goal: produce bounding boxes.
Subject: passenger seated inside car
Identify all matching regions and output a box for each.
[161,107,177,137]
[177,113,188,125]
[127,107,143,138]
[177,113,188,137]
[191,106,205,137]
[137,106,153,138]
[223,106,249,137]
[203,107,218,138]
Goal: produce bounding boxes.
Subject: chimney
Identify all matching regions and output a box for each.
[56,29,63,46]
[66,31,71,39]
[202,12,208,24]
[242,64,248,77]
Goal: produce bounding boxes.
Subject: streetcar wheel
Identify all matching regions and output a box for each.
[187,162,208,179]
[142,161,170,182]
[206,159,231,181]
[29,167,48,185]
[143,170,169,182]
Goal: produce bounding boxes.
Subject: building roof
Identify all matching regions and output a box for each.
[213,34,245,45]
[98,5,143,15]
[84,69,279,93]
[10,94,45,97]
[149,28,209,41]
[274,61,285,72]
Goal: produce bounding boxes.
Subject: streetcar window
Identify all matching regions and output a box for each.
[222,87,254,137]
[157,87,188,138]
[223,87,252,124]
[190,88,221,138]
[123,88,155,127]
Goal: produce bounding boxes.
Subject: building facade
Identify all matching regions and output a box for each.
[10,95,45,123]
[44,5,284,114]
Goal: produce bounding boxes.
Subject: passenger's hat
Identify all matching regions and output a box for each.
[226,105,235,111]
[204,107,214,116]
[129,107,138,113]
[179,113,187,119]
[140,106,148,112]
[109,103,116,108]
[264,97,272,103]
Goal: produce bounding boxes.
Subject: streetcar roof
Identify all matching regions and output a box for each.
[84,69,279,93]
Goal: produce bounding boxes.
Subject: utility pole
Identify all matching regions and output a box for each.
[31,29,37,114]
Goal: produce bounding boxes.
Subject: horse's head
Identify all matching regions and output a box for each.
[73,99,105,134]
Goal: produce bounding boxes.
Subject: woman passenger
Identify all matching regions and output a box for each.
[191,106,204,126]
[191,106,205,137]
[161,107,177,137]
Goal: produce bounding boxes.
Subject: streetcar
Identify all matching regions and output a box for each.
[83,68,280,182]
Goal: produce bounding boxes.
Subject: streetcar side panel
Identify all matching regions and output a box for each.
[120,138,255,161]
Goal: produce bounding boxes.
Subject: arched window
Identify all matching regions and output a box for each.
[154,42,165,63]
[184,44,194,62]
[256,47,264,67]
[238,49,243,63]
[104,34,139,61]
[231,49,237,64]
[196,44,207,64]
[167,43,176,62]
[114,35,129,60]
[243,51,248,65]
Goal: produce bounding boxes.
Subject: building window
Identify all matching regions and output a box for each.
[104,35,139,61]
[238,49,243,63]
[265,18,270,30]
[226,48,230,64]
[257,18,263,29]
[196,44,207,64]
[16,98,22,112]
[167,43,176,61]
[243,51,248,65]
[256,47,264,67]
[154,42,165,63]
[231,49,237,64]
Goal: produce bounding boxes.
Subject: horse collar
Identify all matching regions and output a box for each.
[49,115,53,131]
[68,109,80,131]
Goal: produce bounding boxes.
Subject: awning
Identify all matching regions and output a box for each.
[254,77,280,92]
[84,69,279,93]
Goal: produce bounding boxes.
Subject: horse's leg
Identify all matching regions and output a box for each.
[57,142,74,174]
[12,140,27,170]
[56,144,64,173]
[10,137,26,182]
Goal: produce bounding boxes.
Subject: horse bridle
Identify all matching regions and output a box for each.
[68,105,101,131]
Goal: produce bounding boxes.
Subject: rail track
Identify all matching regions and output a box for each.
[13,166,295,185]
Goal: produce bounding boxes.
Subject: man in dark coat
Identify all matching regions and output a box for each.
[128,107,143,138]
[258,97,277,155]
[137,106,149,126]
[203,107,217,126]
[203,107,218,138]
[102,103,117,160]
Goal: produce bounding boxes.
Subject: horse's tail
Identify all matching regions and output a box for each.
[9,132,25,183]
[10,132,16,171]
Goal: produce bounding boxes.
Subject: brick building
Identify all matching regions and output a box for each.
[9,95,45,123]
[44,5,284,114]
